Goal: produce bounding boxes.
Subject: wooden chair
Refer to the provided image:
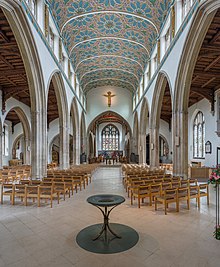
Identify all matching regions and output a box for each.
[155,188,178,215]
[177,187,190,211]
[38,185,57,208]
[149,183,162,206]
[189,185,200,208]
[131,185,151,208]
[53,182,69,203]
[14,184,27,205]
[199,184,209,206]
[1,183,14,204]
[25,185,38,206]
[161,182,172,195]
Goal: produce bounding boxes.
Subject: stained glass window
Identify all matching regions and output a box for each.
[193,111,205,158]
[102,124,119,151]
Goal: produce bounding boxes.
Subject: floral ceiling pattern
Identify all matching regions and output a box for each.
[48,0,172,93]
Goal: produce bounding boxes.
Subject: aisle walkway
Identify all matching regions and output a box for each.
[0,167,220,267]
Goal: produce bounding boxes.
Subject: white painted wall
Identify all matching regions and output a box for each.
[188,98,218,167]
[86,86,133,129]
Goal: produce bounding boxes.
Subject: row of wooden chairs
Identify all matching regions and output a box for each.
[0,167,31,184]
[130,179,197,206]
[155,184,209,214]
[126,175,179,197]
[1,182,66,208]
[130,180,209,214]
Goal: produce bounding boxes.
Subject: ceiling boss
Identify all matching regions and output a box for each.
[103,91,115,107]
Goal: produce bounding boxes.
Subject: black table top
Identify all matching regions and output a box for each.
[87,194,125,207]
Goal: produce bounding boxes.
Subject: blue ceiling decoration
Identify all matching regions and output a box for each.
[48,0,173,93]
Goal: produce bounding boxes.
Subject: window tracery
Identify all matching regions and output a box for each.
[102,124,119,151]
[193,111,205,158]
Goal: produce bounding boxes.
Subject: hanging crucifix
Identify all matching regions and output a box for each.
[103,91,115,107]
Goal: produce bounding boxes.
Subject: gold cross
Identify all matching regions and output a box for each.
[103,91,115,107]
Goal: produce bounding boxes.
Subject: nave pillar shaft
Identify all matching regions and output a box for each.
[0,133,2,169]
[172,110,188,179]
[31,110,47,179]
[150,127,159,168]
[23,137,31,165]
[59,125,70,169]
[74,130,80,165]
[139,134,146,164]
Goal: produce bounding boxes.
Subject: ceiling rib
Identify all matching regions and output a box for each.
[79,68,140,83]
[61,11,158,34]
[75,55,144,72]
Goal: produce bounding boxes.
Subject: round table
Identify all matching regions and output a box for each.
[87,194,125,242]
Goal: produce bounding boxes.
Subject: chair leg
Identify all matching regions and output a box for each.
[165,201,167,215]
[176,199,179,212]
[155,198,157,211]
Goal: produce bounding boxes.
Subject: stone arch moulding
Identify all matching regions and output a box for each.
[173,1,218,178]
[70,97,80,165]
[4,106,31,165]
[47,71,70,169]
[132,111,139,160]
[80,112,86,156]
[139,97,150,164]
[1,0,46,178]
[87,111,132,160]
[150,71,173,168]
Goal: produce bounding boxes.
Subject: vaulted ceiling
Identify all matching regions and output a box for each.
[48,0,172,94]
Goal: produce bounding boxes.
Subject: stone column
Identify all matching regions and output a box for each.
[24,137,31,165]
[96,123,99,155]
[150,126,159,168]
[75,130,80,164]
[139,133,146,164]
[160,35,166,59]
[175,0,182,33]
[31,110,45,179]
[0,133,3,169]
[59,125,70,169]
[42,110,47,177]
[172,109,188,179]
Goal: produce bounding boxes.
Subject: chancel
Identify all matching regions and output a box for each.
[0,0,220,265]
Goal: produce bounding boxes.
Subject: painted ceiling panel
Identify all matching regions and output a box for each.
[71,39,148,69]
[62,13,156,52]
[81,69,138,88]
[84,79,134,93]
[48,0,172,93]
[76,56,143,80]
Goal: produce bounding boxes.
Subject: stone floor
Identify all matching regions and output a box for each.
[0,166,220,267]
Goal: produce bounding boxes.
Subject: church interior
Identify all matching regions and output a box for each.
[1,0,220,266]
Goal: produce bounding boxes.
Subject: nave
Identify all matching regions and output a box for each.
[0,166,219,267]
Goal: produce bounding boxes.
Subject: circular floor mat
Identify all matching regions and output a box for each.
[76,223,139,254]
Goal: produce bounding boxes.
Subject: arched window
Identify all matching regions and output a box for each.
[102,124,119,151]
[193,111,205,158]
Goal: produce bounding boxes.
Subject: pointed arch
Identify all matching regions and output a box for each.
[133,111,139,158]
[0,1,46,178]
[173,1,218,178]
[150,71,173,168]
[4,106,31,165]
[80,112,86,155]
[70,97,80,164]
[139,97,150,163]
[47,71,69,169]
